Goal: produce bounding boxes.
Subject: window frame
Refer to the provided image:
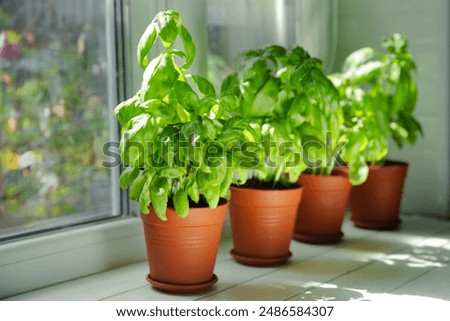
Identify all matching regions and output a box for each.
[0,0,124,241]
[0,0,148,299]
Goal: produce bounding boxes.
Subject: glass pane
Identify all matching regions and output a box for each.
[207,0,283,89]
[206,0,336,89]
[0,0,117,239]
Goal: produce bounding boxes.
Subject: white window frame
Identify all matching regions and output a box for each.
[0,0,147,299]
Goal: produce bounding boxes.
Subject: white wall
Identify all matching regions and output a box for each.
[334,0,450,215]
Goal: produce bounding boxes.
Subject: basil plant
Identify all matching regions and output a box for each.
[288,50,369,185]
[330,33,421,166]
[222,45,307,186]
[224,45,369,186]
[114,11,254,220]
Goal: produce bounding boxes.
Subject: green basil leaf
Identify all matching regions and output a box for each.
[150,178,169,221]
[208,164,225,186]
[288,46,311,65]
[202,184,220,209]
[265,45,286,59]
[234,167,248,185]
[273,160,285,183]
[160,167,186,179]
[180,120,204,143]
[120,122,148,168]
[119,167,140,189]
[155,10,179,48]
[220,72,240,96]
[345,61,384,84]
[340,134,368,166]
[239,58,269,96]
[113,95,141,126]
[219,167,234,199]
[244,78,278,118]
[223,116,249,131]
[204,142,224,168]
[365,134,388,164]
[199,162,211,173]
[187,179,200,203]
[137,21,157,69]
[287,165,303,183]
[217,129,242,144]
[140,53,179,100]
[174,101,190,123]
[139,178,151,214]
[139,197,150,214]
[302,135,327,169]
[122,114,151,140]
[201,117,218,140]
[130,172,151,200]
[141,99,176,125]
[348,155,369,186]
[198,169,216,190]
[173,189,189,218]
[197,96,218,116]
[392,72,411,114]
[177,24,195,69]
[298,123,325,143]
[342,47,376,73]
[157,125,179,165]
[219,94,240,111]
[120,115,158,167]
[190,75,216,96]
[187,142,203,168]
[172,80,200,112]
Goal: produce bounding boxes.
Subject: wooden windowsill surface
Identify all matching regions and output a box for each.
[6,213,450,301]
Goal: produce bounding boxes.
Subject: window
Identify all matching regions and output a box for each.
[0,0,144,299]
[206,0,338,89]
[0,0,121,240]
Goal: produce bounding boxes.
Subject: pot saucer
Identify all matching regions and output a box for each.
[293,231,344,244]
[230,250,292,267]
[146,274,218,294]
[352,218,401,230]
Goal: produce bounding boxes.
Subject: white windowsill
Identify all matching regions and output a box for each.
[0,217,147,299]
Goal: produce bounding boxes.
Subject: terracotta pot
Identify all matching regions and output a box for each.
[350,160,408,230]
[229,185,303,266]
[293,173,352,244]
[141,201,228,294]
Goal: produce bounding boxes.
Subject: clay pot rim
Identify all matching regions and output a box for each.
[141,200,229,225]
[142,197,229,212]
[230,183,303,192]
[166,197,229,209]
[299,172,350,181]
[336,160,409,170]
[301,172,347,176]
[360,160,409,173]
[371,159,409,168]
